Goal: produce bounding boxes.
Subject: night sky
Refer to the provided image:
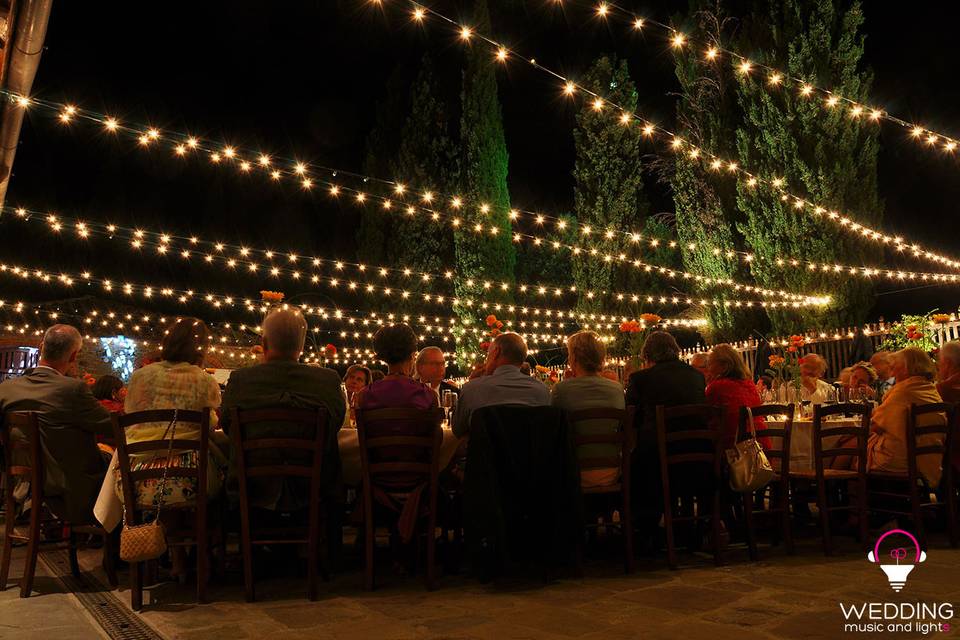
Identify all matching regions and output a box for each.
[3,0,959,333]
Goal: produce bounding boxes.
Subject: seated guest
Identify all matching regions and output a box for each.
[122,317,225,507]
[355,324,437,412]
[342,363,372,427]
[837,367,853,389]
[705,344,770,450]
[453,332,551,438]
[847,361,878,400]
[0,325,112,523]
[92,374,125,413]
[626,331,705,431]
[787,353,833,404]
[370,369,386,383]
[936,341,960,474]
[551,330,625,488]
[689,352,710,381]
[866,347,945,486]
[220,308,346,511]
[871,351,897,398]
[415,346,459,397]
[626,331,706,538]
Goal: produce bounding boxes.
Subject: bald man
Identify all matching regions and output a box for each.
[453,332,550,437]
[0,325,113,523]
[415,346,459,397]
[220,308,345,511]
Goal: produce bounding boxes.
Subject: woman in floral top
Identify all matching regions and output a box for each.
[120,318,226,508]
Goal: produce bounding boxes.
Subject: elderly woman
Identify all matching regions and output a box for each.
[705,344,771,450]
[551,330,625,488]
[867,347,945,485]
[846,361,878,401]
[787,353,834,404]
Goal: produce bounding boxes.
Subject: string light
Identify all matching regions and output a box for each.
[3,201,829,305]
[13,95,919,290]
[373,2,960,272]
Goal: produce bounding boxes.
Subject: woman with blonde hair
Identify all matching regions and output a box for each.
[552,330,625,488]
[867,347,945,484]
[705,344,770,449]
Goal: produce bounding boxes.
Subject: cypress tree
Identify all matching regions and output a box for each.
[456,0,516,365]
[572,56,648,313]
[735,0,882,332]
[390,53,459,275]
[671,4,759,340]
[358,63,410,267]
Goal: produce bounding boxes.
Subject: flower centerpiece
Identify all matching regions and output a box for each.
[324,343,337,358]
[618,313,662,368]
[479,314,504,355]
[260,290,285,303]
[764,334,806,404]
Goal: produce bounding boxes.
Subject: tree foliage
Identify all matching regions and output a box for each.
[735,0,882,332]
[455,0,516,364]
[572,56,648,313]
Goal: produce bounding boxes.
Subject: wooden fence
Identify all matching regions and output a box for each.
[0,346,39,381]
[680,320,960,380]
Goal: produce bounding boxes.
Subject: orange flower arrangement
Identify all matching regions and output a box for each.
[787,334,805,353]
[485,314,498,327]
[260,290,285,302]
[932,313,952,324]
[640,313,662,325]
[324,343,337,356]
[619,320,642,333]
[535,364,550,374]
[82,372,96,386]
[768,355,785,368]
[905,325,923,341]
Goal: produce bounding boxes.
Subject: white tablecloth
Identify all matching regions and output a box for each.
[765,416,861,471]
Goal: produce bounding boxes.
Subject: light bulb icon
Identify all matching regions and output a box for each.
[867,529,927,593]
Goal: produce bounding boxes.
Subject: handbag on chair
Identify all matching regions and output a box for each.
[726,406,775,492]
[119,410,178,563]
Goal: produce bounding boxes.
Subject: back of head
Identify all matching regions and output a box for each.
[690,352,709,369]
[641,331,680,364]
[709,344,748,380]
[898,346,936,381]
[92,374,123,400]
[40,324,82,366]
[373,323,418,366]
[566,330,605,374]
[161,317,210,366]
[940,341,960,369]
[493,332,527,366]
[262,308,307,361]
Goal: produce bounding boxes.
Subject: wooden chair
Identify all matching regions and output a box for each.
[738,404,795,559]
[229,407,329,602]
[655,404,724,570]
[356,407,443,591]
[868,403,958,548]
[0,412,117,598]
[569,407,634,573]
[113,409,211,611]
[789,403,870,556]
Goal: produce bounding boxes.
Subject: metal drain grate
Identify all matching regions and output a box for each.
[39,549,165,640]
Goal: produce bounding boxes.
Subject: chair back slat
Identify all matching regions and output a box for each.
[356,407,443,492]
[568,408,629,485]
[229,407,328,479]
[655,403,723,477]
[112,408,211,528]
[812,403,870,478]
[2,412,43,506]
[906,403,954,484]
[739,403,793,467]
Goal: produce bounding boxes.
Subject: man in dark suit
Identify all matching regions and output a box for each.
[626,331,707,540]
[220,308,346,512]
[0,325,112,523]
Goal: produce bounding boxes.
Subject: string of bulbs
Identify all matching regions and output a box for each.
[377,1,960,273]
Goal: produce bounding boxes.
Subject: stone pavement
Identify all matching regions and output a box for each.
[2,534,959,639]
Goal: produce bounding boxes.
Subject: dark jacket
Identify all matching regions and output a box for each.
[626,359,706,434]
[220,361,346,510]
[0,367,112,523]
[463,405,582,577]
